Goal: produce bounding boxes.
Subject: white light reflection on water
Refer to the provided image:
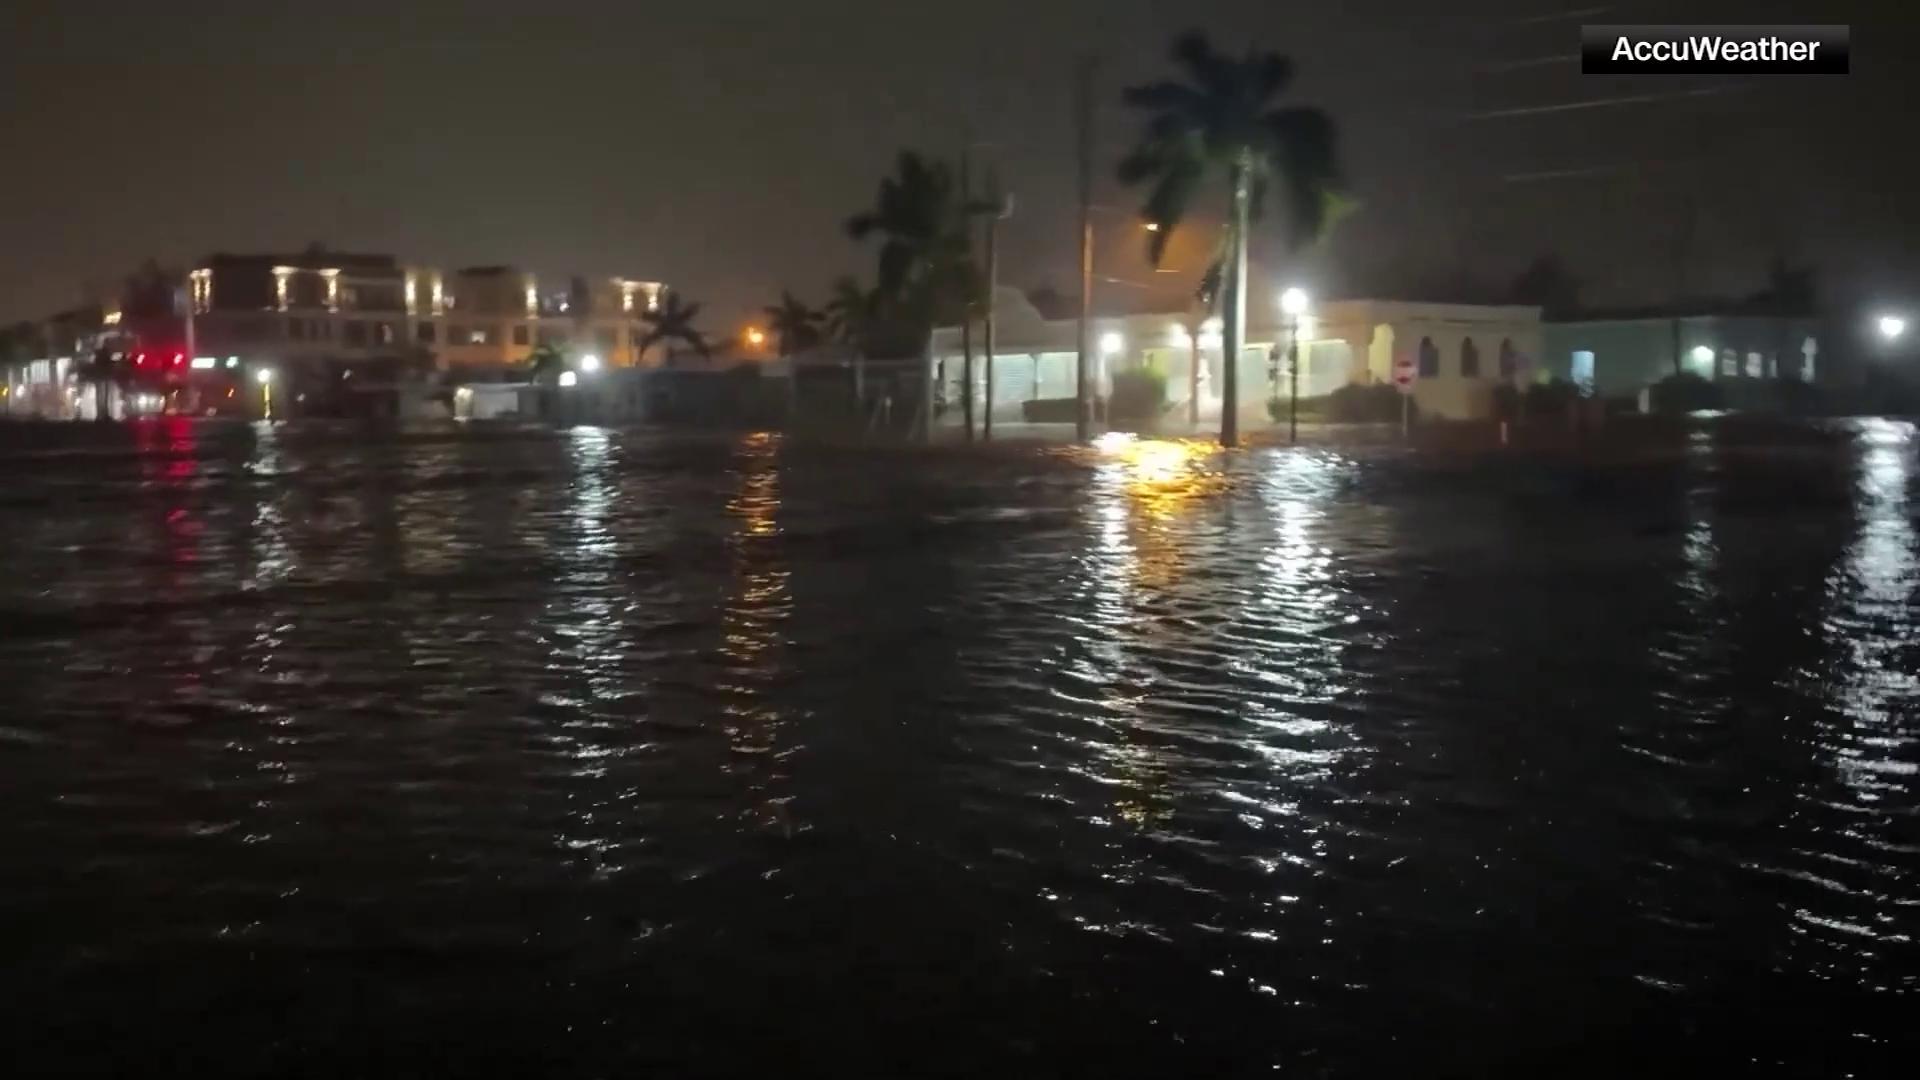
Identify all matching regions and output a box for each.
[543,428,638,876]
[243,423,294,589]
[1777,419,1918,981]
[719,432,794,825]
[1823,419,1919,798]
[1232,449,1361,880]
[557,426,628,705]
[1680,426,1719,600]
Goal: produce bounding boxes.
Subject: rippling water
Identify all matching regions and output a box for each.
[1,418,1914,1075]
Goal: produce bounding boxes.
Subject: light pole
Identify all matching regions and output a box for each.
[254,366,275,421]
[1280,287,1309,444]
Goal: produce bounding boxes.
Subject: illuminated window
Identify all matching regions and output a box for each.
[1570,350,1595,390]
[376,322,395,346]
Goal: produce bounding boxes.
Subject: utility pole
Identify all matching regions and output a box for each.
[1671,186,1697,376]
[959,149,975,443]
[1074,56,1096,444]
[982,171,1011,443]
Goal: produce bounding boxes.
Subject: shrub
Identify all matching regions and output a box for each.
[1108,367,1168,422]
[1268,395,1331,422]
[1022,397,1104,423]
[1492,383,1521,421]
[1304,382,1411,423]
[1650,372,1724,414]
[1525,378,1587,417]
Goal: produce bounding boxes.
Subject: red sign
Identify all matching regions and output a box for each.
[1392,353,1417,387]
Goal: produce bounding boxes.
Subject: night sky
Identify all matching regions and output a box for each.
[3,1,1912,334]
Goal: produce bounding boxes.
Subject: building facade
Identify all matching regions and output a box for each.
[929,292,1544,426]
[1540,311,1820,399]
[3,251,666,420]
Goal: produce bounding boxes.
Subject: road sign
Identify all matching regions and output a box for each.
[1392,353,1417,388]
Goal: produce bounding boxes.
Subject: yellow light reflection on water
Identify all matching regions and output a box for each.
[1078,436,1229,825]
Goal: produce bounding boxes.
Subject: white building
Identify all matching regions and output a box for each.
[930,291,1544,427]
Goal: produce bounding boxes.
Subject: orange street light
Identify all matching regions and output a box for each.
[745,327,767,347]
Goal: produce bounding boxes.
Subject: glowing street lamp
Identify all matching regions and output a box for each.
[578,353,602,373]
[1879,314,1908,342]
[745,327,767,348]
[1099,331,1123,356]
[254,366,275,420]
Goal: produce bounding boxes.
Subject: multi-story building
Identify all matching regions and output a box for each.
[4,249,666,419]
[191,251,664,377]
[427,266,665,370]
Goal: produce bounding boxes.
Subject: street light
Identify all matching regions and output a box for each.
[578,353,602,373]
[1278,287,1310,444]
[1879,314,1908,342]
[558,371,579,388]
[254,366,275,420]
[745,327,767,348]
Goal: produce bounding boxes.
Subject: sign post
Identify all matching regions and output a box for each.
[1392,353,1417,440]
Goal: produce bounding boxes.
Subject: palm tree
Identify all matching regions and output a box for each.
[845,152,985,316]
[764,291,823,355]
[525,342,567,384]
[638,291,711,367]
[823,276,876,345]
[1118,31,1343,445]
[847,150,999,438]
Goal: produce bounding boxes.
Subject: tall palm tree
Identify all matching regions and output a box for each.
[638,291,711,367]
[847,150,998,438]
[823,276,876,346]
[764,291,823,355]
[845,151,985,317]
[1119,30,1343,445]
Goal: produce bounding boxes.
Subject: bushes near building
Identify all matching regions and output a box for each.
[1650,372,1725,414]
[1108,367,1168,422]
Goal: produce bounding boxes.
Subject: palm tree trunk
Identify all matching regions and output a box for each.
[1221,156,1251,447]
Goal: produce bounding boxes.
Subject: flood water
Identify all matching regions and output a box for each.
[1,418,1915,1076]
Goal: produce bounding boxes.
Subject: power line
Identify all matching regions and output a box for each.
[1460,83,1752,121]
[1474,53,1580,73]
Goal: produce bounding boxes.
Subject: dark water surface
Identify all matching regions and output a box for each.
[1,418,1915,1076]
